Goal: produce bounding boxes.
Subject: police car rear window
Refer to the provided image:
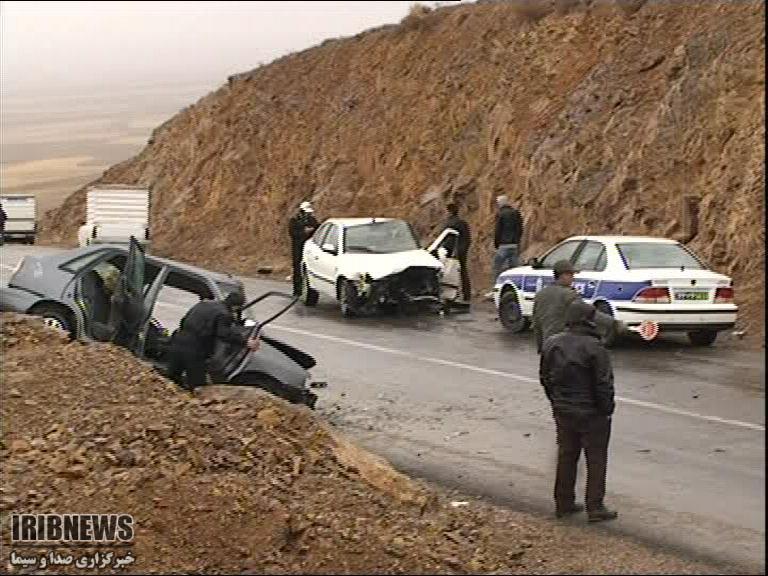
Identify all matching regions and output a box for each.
[616,243,704,269]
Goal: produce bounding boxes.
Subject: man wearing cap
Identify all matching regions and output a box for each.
[532,259,621,353]
[492,195,524,284]
[539,299,618,522]
[166,292,260,391]
[288,201,319,296]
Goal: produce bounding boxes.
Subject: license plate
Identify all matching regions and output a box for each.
[674,290,709,301]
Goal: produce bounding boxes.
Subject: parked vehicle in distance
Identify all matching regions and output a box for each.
[301,217,456,317]
[0,239,320,407]
[1,194,37,244]
[78,185,150,248]
[493,235,738,346]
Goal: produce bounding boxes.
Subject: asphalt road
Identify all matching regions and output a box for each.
[1,244,765,572]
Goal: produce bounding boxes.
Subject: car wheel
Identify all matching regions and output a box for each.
[594,301,618,348]
[499,290,529,333]
[33,305,74,337]
[339,280,358,318]
[301,268,319,307]
[688,330,718,347]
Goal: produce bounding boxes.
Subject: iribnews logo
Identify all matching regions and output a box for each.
[11,514,134,545]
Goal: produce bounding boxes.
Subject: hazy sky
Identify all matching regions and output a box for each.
[1,1,453,94]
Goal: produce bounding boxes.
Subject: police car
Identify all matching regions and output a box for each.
[493,236,738,346]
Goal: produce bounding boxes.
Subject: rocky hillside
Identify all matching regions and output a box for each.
[40,0,765,339]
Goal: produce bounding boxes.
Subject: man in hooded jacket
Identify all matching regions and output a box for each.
[539,299,619,523]
[288,201,319,296]
[167,292,260,391]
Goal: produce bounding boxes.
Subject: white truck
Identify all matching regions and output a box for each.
[78,185,150,248]
[1,194,37,244]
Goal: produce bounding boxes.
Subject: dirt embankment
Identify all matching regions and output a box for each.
[39,0,765,342]
[0,314,731,574]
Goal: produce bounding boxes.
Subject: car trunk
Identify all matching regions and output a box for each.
[645,269,730,304]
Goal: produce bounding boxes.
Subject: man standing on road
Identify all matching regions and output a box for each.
[0,202,7,246]
[444,202,472,303]
[166,292,260,391]
[492,195,523,285]
[540,300,618,522]
[288,201,319,296]
[532,260,621,354]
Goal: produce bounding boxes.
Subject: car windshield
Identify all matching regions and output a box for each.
[617,242,704,270]
[344,220,419,254]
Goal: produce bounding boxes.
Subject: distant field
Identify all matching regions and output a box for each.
[0,81,215,216]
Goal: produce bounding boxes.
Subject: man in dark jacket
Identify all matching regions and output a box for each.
[532,260,622,353]
[492,195,523,284]
[540,300,618,523]
[288,201,319,296]
[0,203,7,246]
[444,203,472,302]
[167,292,260,391]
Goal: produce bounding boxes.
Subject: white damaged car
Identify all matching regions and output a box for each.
[301,218,459,316]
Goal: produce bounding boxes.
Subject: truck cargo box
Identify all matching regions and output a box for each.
[1,194,37,244]
[79,185,150,248]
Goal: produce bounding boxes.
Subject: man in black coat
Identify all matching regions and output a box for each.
[444,203,472,302]
[0,203,7,246]
[492,194,523,284]
[167,292,260,391]
[288,201,319,296]
[539,300,618,523]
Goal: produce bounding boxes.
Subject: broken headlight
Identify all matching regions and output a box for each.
[355,273,373,297]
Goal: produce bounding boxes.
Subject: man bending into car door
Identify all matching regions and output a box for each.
[167,292,260,391]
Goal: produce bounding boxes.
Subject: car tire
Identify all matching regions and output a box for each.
[498,290,529,333]
[688,330,718,347]
[33,304,74,337]
[594,301,619,348]
[301,268,319,307]
[339,279,358,318]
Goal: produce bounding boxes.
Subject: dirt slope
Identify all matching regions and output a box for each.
[39,0,765,341]
[1,314,729,574]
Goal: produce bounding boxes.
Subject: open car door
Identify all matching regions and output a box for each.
[428,228,461,303]
[109,237,147,353]
[208,291,303,382]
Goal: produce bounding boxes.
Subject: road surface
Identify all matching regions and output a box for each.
[1,244,764,572]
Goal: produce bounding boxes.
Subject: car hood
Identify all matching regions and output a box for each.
[339,249,442,280]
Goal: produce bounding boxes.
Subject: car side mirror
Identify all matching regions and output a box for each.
[528,257,540,268]
[322,243,337,255]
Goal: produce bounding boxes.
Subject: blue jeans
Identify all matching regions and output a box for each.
[493,244,519,284]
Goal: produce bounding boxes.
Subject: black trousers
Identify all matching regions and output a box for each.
[167,336,208,391]
[291,242,304,296]
[457,250,471,301]
[554,412,612,512]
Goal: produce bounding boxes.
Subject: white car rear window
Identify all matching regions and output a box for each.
[617,243,704,269]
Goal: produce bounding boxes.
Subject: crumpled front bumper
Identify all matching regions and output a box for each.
[365,267,441,305]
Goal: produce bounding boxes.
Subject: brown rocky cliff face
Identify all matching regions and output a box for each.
[40,1,765,340]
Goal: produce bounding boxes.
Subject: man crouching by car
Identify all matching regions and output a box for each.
[540,300,618,523]
[167,292,260,391]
